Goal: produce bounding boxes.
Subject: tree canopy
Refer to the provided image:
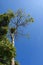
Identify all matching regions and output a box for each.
[0,10,14,40]
[0,9,34,65]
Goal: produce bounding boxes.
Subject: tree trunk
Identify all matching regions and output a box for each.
[11,34,15,65]
[11,58,15,65]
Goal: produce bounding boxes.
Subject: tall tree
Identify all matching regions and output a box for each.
[0,9,34,65]
[9,9,34,65]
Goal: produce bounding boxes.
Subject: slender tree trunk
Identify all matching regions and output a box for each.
[11,34,15,65]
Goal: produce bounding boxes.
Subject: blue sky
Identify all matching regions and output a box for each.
[0,0,43,65]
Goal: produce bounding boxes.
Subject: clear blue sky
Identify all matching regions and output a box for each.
[0,0,43,65]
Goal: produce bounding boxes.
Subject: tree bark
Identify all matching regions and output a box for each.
[11,34,15,65]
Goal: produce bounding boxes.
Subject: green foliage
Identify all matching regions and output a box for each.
[0,27,7,41]
[0,11,14,40]
[0,38,16,60]
[0,38,16,65]
[0,62,6,65]
[0,11,14,27]
[15,61,20,65]
[10,28,16,34]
